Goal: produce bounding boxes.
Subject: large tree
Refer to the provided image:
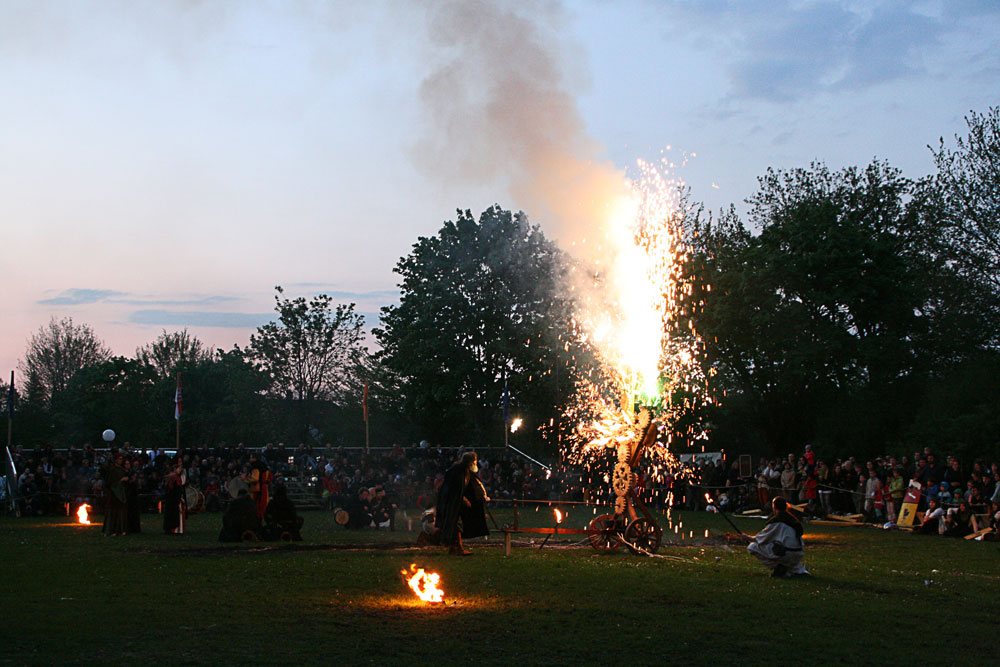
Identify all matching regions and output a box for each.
[375,205,584,446]
[135,329,213,378]
[691,161,974,456]
[19,317,111,407]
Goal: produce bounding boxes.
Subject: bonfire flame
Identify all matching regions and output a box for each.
[401,564,444,603]
[554,508,564,524]
[76,504,92,525]
[510,418,522,433]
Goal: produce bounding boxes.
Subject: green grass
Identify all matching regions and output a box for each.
[1,508,997,666]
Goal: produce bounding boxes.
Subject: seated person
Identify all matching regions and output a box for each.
[747,497,810,577]
[219,489,262,542]
[263,484,304,541]
[347,488,373,529]
[914,497,945,535]
[943,500,978,538]
[936,482,952,506]
[984,501,1000,541]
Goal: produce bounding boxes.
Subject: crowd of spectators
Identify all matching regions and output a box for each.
[2,441,556,526]
[5,440,999,540]
[678,446,1000,538]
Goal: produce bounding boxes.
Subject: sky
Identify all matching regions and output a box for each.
[2,0,998,379]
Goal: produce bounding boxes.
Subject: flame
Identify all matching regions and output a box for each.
[401,564,444,603]
[554,508,564,524]
[76,504,91,525]
[704,493,712,504]
[510,418,522,433]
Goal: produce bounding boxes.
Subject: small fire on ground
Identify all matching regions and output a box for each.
[401,564,444,603]
[76,504,92,525]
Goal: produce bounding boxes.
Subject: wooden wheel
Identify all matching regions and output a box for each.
[624,518,662,554]
[587,513,624,552]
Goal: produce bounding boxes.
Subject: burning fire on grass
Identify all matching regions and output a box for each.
[401,564,444,604]
[76,504,92,525]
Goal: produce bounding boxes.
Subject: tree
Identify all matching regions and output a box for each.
[135,329,213,378]
[931,106,1000,295]
[249,286,366,405]
[375,205,585,446]
[19,317,111,407]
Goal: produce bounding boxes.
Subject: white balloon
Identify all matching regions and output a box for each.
[102,429,116,442]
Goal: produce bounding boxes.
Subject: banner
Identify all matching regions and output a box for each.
[896,480,922,527]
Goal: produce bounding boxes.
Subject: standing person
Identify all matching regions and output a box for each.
[248,452,273,521]
[162,462,186,535]
[124,458,142,534]
[747,497,810,577]
[101,452,128,537]
[434,451,490,555]
[780,463,797,502]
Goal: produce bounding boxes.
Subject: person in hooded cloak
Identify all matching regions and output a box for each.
[434,451,490,555]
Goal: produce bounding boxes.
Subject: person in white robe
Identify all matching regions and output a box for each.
[747,497,810,577]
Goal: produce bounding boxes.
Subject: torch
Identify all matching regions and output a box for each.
[538,508,564,550]
[704,493,751,541]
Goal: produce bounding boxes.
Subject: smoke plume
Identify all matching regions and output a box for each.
[412,0,628,255]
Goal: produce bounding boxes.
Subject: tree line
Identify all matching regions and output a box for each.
[5,107,999,461]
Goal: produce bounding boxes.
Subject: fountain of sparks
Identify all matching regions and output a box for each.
[560,158,712,553]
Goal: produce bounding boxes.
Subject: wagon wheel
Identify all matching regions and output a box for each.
[624,518,662,554]
[587,513,624,552]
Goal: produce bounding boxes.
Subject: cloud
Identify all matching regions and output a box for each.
[327,290,400,302]
[658,0,999,103]
[112,295,240,307]
[38,288,126,305]
[129,310,273,328]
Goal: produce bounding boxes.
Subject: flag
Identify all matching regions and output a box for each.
[502,380,510,426]
[174,373,182,421]
[362,382,369,423]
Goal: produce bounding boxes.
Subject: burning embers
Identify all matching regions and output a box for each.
[76,504,92,525]
[401,564,444,603]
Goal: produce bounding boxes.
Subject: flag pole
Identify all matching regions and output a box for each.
[6,370,13,452]
[363,382,369,453]
[502,379,509,450]
[174,372,181,451]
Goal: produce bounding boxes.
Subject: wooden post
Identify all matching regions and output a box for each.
[504,530,512,557]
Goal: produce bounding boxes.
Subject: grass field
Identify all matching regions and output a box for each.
[2,506,997,666]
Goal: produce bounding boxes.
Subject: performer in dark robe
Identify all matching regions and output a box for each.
[264,484,304,541]
[219,489,262,542]
[101,453,128,537]
[162,463,186,535]
[248,453,273,520]
[434,451,490,555]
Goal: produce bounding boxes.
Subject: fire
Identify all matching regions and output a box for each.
[510,418,522,433]
[401,564,444,603]
[554,508,564,524]
[76,504,91,525]
[704,493,712,504]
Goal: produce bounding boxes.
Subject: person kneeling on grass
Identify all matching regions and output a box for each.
[748,497,810,578]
